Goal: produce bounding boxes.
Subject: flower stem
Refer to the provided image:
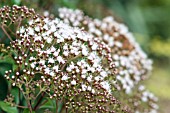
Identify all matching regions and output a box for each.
[33,92,45,111]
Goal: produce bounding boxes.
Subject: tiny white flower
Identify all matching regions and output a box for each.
[100,81,111,93]
[43,24,48,30]
[63,51,69,56]
[53,65,59,72]
[69,62,75,69]
[82,47,88,56]
[20,26,25,34]
[54,31,59,37]
[50,71,55,76]
[81,84,87,91]
[139,85,145,91]
[87,75,92,82]
[29,57,35,61]
[90,67,95,73]
[91,89,95,94]
[91,43,98,50]
[30,63,36,68]
[71,80,76,85]
[50,24,56,32]
[61,74,69,81]
[39,60,45,65]
[28,27,34,36]
[12,83,16,86]
[66,67,72,72]
[53,50,60,57]
[87,86,92,91]
[47,37,53,43]
[35,18,40,22]
[16,72,19,76]
[48,58,55,64]
[94,76,100,81]
[35,26,40,32]
[77,61,81,66]
[141,96,148,102]
[57,56,65,64]
[28,20,33,25]
[34,36,42,41]
[113,54,119,60]
[63,44,68,50]
[100,71,107,78]
[44,68,50,74]
[81,74,86,79]
[44,11,49,17]
[81,69,87,74]
[115,41,122,48]
[50,46,56,52]
[75,68,80,73]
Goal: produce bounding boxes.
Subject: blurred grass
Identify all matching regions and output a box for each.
[146,65,170,98]
[145,64,170,113]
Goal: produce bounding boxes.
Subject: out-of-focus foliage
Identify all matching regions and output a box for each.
[150,38,170,58]
[1,0,170,50]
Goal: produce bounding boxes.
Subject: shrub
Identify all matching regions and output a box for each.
[0,5,158,113]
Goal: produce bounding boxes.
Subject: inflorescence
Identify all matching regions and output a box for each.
[0,5,158,113]
[57,7,158,113]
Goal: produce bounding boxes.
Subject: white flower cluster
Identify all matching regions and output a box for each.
[136,85,159,113]
[17,17,115,91]
[1,5,158,113]
[58,7,158,113]
[9,16,122,112]
[58,8,153,94]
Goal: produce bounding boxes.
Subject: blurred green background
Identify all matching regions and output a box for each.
[0,0,170,113]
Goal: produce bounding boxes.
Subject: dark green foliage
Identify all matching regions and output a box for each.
[0,63,12,101]
[0,74,8,101]
[0,101,18,113]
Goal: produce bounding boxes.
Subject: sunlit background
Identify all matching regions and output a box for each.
[0,0,170,112]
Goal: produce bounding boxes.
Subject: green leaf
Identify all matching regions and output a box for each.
[0,55,18,71]
[0,62,12,100]
[39,99,64,113]
[0,74,8,100]
[13,0,21,5]
[23,108,29,113]
[23,108,35,113]
[57,101,63,113]
[0,62,12,75]
[39,99,54,109]
[11,88,19,104]
[0,101,18,113]
[34,73,43,81]
[39,99,57,112]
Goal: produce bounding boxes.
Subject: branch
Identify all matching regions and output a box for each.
[33,92,45,111]
[1,25,13,42]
